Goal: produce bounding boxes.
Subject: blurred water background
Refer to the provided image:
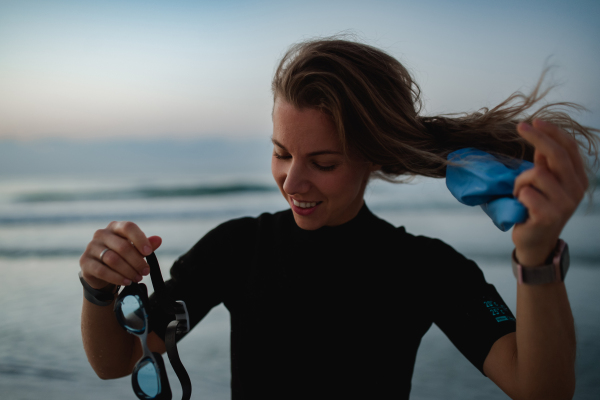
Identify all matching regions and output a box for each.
[1,138,599,399]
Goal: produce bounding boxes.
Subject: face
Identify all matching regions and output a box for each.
[271,99,378,230]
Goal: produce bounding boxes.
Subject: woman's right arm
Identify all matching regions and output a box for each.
[79,221,166,379]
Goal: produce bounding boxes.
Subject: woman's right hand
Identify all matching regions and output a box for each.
[79,221,162,289]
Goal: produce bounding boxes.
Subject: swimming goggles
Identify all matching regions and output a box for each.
[114,252,191,400]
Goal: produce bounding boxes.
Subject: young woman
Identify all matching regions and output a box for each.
[79,38,598,399]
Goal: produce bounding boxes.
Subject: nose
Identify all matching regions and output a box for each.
[282,159,311,196]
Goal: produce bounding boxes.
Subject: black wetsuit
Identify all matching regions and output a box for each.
[148,204,516,399]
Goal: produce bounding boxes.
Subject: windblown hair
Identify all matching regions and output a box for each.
[272,37,599,183]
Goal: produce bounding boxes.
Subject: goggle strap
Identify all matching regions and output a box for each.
[166,319,192,400]
[153,291,179,315]
[174,301,189,333]
[145,253,167,294]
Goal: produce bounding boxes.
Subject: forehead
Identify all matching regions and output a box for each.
[272,99,341,152]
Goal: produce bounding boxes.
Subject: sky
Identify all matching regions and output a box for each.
[0,0,599,140]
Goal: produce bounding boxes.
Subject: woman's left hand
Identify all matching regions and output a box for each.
[512,119,588,266]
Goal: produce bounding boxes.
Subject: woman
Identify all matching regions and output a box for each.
[79,38,598,399]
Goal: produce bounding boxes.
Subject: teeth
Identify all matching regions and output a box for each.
[293,199,317,208]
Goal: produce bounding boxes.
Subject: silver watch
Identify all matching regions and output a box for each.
[511,239,570,285]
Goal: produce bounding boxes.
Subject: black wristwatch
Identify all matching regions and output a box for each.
[511,239,570,285]
[79,271,120,306]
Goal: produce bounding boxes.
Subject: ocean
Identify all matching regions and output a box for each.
[1,139,599,399]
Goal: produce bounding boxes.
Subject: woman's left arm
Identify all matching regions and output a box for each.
[483,119,586,400]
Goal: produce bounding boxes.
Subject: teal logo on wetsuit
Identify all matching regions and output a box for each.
[484,300,515,323]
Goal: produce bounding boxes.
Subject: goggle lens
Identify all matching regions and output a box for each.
[117,294,146,334]
[134,357,161,398]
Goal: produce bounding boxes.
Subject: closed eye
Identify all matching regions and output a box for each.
[273,152,291,160]
[274,151,337,172]
[313,163,336,172]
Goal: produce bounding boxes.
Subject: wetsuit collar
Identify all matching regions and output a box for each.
[290,201,375,235]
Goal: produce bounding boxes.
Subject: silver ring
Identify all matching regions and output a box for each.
[99,248,110,263]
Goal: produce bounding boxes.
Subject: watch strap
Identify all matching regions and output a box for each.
[512,240,569,285]
[79,271,120,306]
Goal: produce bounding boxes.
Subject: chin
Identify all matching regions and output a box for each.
[292,215,324,231]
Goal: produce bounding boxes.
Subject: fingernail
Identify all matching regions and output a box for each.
[123,279,132,286]
[143,245,152,256]
[135,274,142,282]
[142,267,150,276]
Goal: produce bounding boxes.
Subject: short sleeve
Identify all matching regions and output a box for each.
[420,237,516,374]
[147,216,256,341]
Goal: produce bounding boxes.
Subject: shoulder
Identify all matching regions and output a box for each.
[168,209,292,278]
[181,209,293,257]
[394,228,486,285]
[204,209,294,240]
[406,234,460,255]
[359,207,462,257]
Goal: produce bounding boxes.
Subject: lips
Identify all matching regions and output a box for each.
[292,198,320,208]
[290,197,322,216]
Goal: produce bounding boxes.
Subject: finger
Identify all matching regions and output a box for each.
[515,185,561,227]
[517,122,584,198]
[82,258,133,288]
[531,152,577,206]
[91,228,148,275]
[87,240,142,284]
[148,235,162,251]
[107,221,153,256]
[513,166,577,215]
[532,119,588,189]
[534,147,585,203]
[102,234,150,276]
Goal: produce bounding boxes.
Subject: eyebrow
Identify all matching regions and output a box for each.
[271,138,343,157]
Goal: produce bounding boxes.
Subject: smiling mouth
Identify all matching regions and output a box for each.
[292,199,322,209]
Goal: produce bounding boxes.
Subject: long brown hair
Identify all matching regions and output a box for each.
[272,37,599,184]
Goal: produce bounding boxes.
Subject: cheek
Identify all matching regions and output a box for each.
[329,168,369,197]
[318,171,355,198]
[271,160,286,187]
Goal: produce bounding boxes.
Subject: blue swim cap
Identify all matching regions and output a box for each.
[446,148,534,231]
